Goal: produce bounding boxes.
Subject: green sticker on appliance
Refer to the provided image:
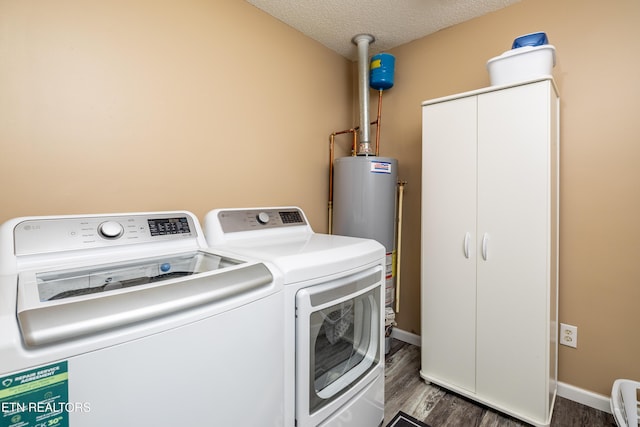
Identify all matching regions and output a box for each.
[0,361,69,427]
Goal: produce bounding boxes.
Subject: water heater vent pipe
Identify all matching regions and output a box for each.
[352,34,375,156]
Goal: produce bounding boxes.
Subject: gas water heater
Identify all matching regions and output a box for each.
[333,156,397,306]
[332,36,398,307]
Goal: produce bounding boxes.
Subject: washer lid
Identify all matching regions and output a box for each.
[16,254,274,347]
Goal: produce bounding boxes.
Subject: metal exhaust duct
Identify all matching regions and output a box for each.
[352,34,375,156]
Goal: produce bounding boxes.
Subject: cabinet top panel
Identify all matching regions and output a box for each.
[421,76,558,107]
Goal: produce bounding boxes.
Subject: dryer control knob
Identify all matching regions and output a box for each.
[256,212,270,225]
[98,221,124,239]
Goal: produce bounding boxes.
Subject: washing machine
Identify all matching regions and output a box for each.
[0,211,284,426]
[204,206,386,427]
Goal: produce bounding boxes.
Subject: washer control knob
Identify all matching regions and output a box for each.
[256,212,270,225]
[98,221,124,239]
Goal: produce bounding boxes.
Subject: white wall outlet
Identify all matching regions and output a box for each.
[560,323,578,348]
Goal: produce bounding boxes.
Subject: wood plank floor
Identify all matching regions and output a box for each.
[384,339,617,427]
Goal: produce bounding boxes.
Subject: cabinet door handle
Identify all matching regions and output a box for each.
[482,233,489,260]
[464,232,471,259]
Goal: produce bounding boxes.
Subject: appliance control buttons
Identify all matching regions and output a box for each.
[256,212,270,225]
[98,221,124,239]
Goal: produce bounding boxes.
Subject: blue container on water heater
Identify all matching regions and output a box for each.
[370,53,395,90]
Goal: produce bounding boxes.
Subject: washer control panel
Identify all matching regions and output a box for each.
[14,213,196,256]
[216,208,307,233]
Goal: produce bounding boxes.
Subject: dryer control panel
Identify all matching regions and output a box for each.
[215,207,308,233]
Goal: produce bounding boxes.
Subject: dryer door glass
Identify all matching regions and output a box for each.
[301,268,382,413]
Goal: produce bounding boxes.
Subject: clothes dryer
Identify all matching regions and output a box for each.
[205,206,385,427]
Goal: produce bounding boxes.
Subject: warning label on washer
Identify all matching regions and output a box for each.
[0,361,69,427]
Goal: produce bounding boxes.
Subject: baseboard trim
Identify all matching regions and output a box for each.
[389,329,612,414]
[390,328,421,347]
[557,382,611,414]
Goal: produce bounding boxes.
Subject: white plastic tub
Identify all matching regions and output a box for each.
[611,379,640,427]
[487,44,556,86]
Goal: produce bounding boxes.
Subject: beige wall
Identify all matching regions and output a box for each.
[383,0,640,396]
[0,0,352,229]
[2,0,639,401]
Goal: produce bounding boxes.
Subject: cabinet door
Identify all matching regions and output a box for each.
[475,82,551,419]
[421,96,477,392]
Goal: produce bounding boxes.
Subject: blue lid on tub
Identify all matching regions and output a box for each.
[512,32,548,49]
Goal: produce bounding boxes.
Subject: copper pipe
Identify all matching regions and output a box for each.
[352,131,357,156]
[375,89,383,156]
[333,128,357,136]
[328,128,358,233]
[331,128,358,156]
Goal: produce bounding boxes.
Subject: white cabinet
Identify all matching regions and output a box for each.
[420,78,559,427]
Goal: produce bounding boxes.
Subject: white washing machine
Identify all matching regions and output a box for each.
[205,206,386,427]
[0,211,284,426]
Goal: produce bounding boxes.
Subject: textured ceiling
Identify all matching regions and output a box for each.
[246,0,521,60]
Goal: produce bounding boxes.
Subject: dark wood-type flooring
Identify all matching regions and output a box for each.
[384,339,617,427]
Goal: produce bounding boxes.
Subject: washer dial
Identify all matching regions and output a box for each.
[98,221,124,239]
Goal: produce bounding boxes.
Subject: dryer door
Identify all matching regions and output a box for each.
[295,265,383,425]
